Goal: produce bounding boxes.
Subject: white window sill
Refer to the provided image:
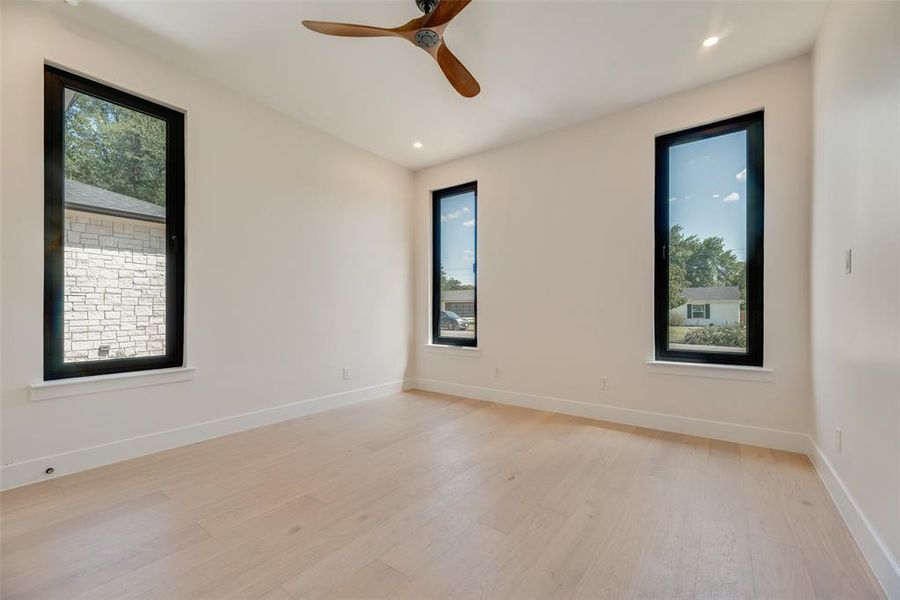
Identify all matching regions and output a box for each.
[645,360,773,382]
[425,344,481,358]
[31,366,195,401]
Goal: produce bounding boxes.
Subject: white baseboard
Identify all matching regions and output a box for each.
[807,439,900,599]
[409,377,809,453]
[1,379,412,491]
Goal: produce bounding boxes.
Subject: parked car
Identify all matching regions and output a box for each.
[439,310,468,330]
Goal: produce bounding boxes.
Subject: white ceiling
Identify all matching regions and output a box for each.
[60,1,828,170]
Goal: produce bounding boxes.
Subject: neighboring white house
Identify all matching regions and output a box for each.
[670,286,741,326]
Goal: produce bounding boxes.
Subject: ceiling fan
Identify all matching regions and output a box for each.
[302,0,480,98]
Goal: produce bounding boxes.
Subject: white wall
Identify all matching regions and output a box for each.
[0,3,414,485]
[811,2,900,595]
[414,56,812,438]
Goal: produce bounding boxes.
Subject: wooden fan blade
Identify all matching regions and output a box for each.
[301,20,399,38]
[423,0,472,27]
[435,43,480,97]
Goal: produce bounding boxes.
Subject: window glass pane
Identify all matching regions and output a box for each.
[667,130,747,354]
[63,89,167,363]
[438,190,476,341]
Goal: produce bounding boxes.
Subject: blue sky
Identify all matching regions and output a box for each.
[669,130,747,261]
[439,190,476,286]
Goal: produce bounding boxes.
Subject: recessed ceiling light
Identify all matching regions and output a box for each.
[702,36,720,48]
[412,141,423,149]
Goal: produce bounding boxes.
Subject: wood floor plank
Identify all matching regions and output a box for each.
[2,524,210,600]
[749,538,817,600]
[476,432,591,534]
[634,503,702,600]
[695,517,755,600]
[741,445,801,548]
[0,480,65,515]
[571,476,669,599]
[256,586,295,600]
[0,390,885,600]
[695,438,755,600]
[450,507,569,600]
[508,486,618,600]
[388,523,507,599]
[278,428,565,599]
[378,416,562,576]
[69,494,327,600]
[320,559,408,600]
[2,491,170,559]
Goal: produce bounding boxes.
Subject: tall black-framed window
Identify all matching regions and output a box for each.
[44,65,185,380]
[654,111,764,366]
[432,182,477,347]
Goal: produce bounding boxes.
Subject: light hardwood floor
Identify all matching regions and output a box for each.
[0,390,885,600]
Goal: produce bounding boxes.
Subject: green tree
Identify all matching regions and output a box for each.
[668,224,745,307]
[439,266,474,291]
[64,93,167,206]
[669,260,687,309]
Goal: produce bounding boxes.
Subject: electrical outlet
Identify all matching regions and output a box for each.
[845,249,852,274]
[342,367,351,381]
[836,426,842,453]
[598,377,608,391]
[493,367,502,378]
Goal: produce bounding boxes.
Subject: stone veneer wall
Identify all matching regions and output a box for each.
[64,209,166,362]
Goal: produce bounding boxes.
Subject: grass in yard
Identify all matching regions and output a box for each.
[668,326,702,343]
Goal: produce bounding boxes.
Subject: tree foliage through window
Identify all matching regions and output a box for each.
[65,92,167,206]
[439,266,474,291]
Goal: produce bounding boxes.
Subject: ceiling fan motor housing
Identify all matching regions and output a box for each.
[415,29,440,48]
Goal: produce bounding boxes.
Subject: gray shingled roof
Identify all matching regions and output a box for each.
[683,286,741,301]
[65,179,165,222]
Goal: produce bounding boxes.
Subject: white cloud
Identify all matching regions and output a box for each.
[736,168,747,182]
[440,209,462,222]
[722,192,740,203]
[669,197,677,203]
[463,206,470,212]
[462,219,475,228]
[712,194,721,199]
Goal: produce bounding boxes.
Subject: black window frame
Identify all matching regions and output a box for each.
[432,181,477,348]
[44,65,185,380]
[654,111,764,367]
